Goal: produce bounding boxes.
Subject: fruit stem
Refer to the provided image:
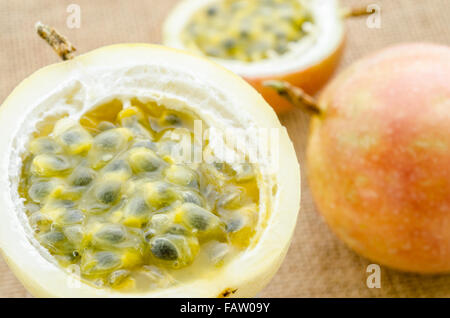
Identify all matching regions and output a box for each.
[263,80,321,116]
[35,22,76,60]
[341,6,375,19]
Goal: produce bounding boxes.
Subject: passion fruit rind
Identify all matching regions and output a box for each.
[20,104,259,291]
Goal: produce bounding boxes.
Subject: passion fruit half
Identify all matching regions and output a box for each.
[163,0,346,113]
[0,27,300,297]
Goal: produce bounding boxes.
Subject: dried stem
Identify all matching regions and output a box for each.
[263,80,321,116]
[35,22,76,60]
[341,6,375,19]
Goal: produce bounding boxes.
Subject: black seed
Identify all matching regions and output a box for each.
[213,162,225,171]
[149,182,174,207]
[223,39,236,50]
[53,156,70,170]
[95,130,119,149]
[140,155,161,172]
[181,191,204,207]
[96,225,126,243]
[29,181,51,202]
[206,6,217,16]
[31,138,61,154]
[105,160,131,173]
[39,231,72,253]
[128,197,149,215]
[95,251,121,270]
[240,30,250,38]
[151,237,178,261]
[62,209,84,225]
[189,211,209,231]
[275,44,288,55]
[96,183,120,204]
[166,224,187,235]
[275,31,286,40]
[62,130,81,144]
[97,121,116,131]
[35,155,70,173]
[226,218,243,233]
[64,225,83,244]
[163,114,181,126]
[109,270,130,286]
[42,231,65,244]
[71,168,94,186]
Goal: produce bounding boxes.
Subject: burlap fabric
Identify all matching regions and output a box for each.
[0,0,449,298]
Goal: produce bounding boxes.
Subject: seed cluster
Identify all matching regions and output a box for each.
[20,103,259,290]
[182,0,313,62]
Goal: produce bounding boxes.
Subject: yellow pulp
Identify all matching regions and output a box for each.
[181,0,313,62]
[19,99,260,291]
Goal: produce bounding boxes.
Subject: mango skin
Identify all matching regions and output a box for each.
[308,43,450,273]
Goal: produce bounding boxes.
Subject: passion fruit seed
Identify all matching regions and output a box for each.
[31,154,71,177]
[59,209,85,225]
[38,230,74,254]
[127,197,149,215]
[144,181,175,208]
[164,165,199,189]
[63,225,84,245]
[97,121,116,131]
[94,129,122,150]
[104,159,132,180]
[93,251,121,272]
[70,167,95,186]
[225,217,244,233]
[159,112,182,126]
[93,224,127,246]
[179,203,222,233]
[166,224,188,236]
[179,190,205,207]
[127,147,164,173]
[95,181,121,204]
[150,235,179,261]
[58,126,93,155]
[20,103,260,291]
[123,197,151,227]
[146,214,171,237]
[28,180,54,203]
[108,269,131,287]
[29,137,62,155]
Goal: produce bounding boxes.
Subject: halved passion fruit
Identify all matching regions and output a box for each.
[0,34,300,296]
[163,0,346,113]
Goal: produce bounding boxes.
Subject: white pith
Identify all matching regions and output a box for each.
[163,0,344,78]
[0,45,300,297]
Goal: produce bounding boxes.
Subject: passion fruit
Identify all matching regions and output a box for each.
[0,24,300,297]
[269,43,450,273]
[163,0,367,113]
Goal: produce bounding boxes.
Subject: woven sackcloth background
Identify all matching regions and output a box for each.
[0,0,449,298]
